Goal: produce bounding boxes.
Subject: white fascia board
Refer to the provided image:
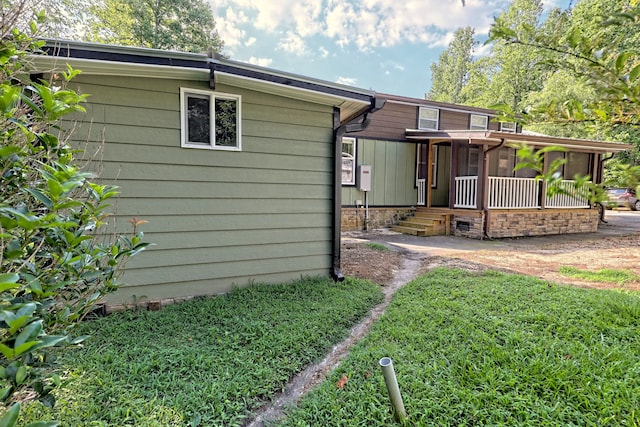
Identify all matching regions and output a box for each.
[28,56,210,81]
[214,71,370,108]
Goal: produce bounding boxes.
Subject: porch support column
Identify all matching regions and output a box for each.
[426,141,433,208]
[449,140,459,209]
[592,153,602,184]
[541,150,549,209]
[482,139,506,237]
[475,140,486,211]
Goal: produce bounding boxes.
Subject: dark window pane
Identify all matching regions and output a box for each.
[215,98,237,147]
[187,96,210,144]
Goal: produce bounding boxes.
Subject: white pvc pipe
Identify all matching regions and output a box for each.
[379,357,407,422]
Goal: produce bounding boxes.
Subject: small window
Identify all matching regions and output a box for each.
[341,137,356,185]
[180,88,241,150]
[418,107,439,130]
[500,121,517,133]
[470,114,488,130]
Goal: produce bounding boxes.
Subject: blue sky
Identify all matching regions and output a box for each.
[208,0,572,99]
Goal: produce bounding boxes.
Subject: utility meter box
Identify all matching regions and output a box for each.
[357,165,372,191]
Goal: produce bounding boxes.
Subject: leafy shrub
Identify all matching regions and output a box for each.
[0,7,148,424]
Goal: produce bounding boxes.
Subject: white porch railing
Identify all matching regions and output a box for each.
[454,177,591,209]
[488,177,540,209]
[454,176,478,208]
[545,180,590,208]
[417,179,426,206]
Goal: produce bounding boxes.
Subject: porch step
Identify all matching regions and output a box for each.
[391,225,427,236]
[392,210,451,237]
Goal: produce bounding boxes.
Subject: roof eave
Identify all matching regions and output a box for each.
[405,130,633,153]
[33,39,376,121]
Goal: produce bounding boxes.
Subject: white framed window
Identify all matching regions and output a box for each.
[341,137,356,185]
[180,88,241,150]
[418,107,439,130]
[470,114,488,130]
[500,121,517,133]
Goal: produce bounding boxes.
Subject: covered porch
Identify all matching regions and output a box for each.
[406,130,631,239]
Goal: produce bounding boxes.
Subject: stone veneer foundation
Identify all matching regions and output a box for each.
[343,206,599,239]
[341,207,415,231]
[485,208,599,239]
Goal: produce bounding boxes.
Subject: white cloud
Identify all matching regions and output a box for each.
[212,0,514,53]
[245,37,256,47]
[247,57,273,67]
[216,6,249,48]
[473,42,493,58]
[277,31,308,55]
[336,76,358,86]
[318,46,329,58]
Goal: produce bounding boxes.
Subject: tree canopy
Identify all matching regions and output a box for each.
[37,0,224,54]
[428,0,640,188]
[429,27,475,104]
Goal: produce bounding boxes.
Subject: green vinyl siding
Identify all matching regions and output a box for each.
[65,74,336,303]
[342,139,417,206]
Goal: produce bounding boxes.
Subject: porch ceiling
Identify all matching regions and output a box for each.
[405,129,632,153]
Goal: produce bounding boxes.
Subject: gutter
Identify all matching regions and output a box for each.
[331,98,386,281]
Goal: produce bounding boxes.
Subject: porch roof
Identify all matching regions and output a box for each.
[405,129,632,153]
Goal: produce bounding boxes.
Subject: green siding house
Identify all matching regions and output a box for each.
[34,40,379,306]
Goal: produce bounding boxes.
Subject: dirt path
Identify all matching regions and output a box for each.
[246,211,640,425]
[244,250,425,427]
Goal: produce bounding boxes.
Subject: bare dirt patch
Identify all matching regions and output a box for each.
[340,241,405,285]
[447,233,640,291]
[342,233,640,291]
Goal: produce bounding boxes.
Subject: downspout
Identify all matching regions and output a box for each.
[482,138,506,239]
[331,98,385,282]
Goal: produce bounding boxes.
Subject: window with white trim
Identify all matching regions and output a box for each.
[470,114,488,130]
[418,107,439,130]
[180,88,241,150]
[341,137,356,185]
[500,121,517,133]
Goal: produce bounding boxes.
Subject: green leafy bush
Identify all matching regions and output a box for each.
[0,7,148,424]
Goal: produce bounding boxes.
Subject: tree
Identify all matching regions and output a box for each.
[489,0,640,203]
[28,0,92,40]
[87,0,224,53]
[480,0,549,111]
[489,0,640,128]
[0,3,148,424]
[429,27,476,104]
[432,0,556,111]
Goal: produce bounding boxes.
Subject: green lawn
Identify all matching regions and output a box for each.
[20,277,383,426]
[278,268,640,426]
[559,266,639,285]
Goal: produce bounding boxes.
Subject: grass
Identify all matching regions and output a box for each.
[559,266,639,285]
[365,242,389,251]
[278,268,640,426]
[20,277,383,426]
